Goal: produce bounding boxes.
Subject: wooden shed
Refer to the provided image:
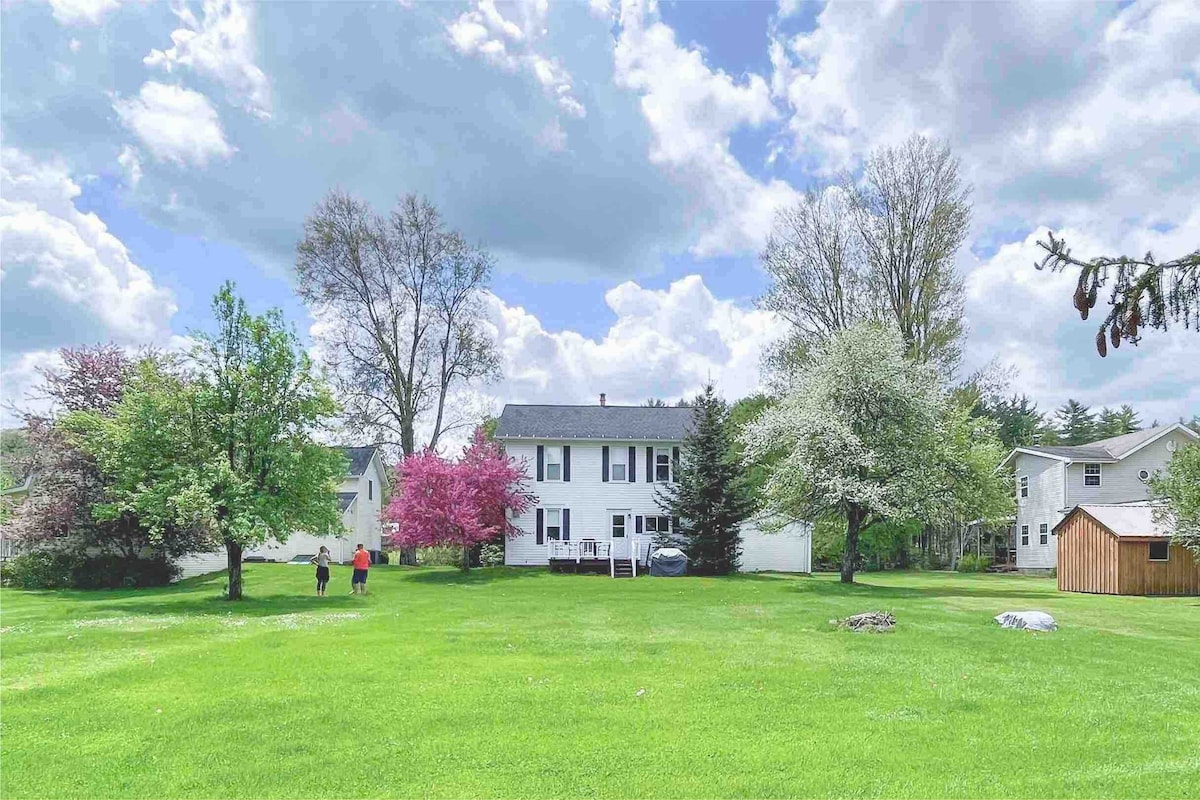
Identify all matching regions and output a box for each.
[1055,503,1200,595]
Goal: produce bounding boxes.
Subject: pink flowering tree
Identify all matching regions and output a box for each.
[385,428,534,571]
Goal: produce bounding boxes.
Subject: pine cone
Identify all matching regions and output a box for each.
[1111,324,1121,349]
[1096,329,1108,357]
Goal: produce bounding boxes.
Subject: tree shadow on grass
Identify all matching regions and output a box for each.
[788,574,1062,603]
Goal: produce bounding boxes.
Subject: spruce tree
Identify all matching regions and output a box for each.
[1055,399,1097,445]
[657,384,754,575]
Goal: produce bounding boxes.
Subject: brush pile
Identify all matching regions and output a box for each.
[832,611,895,632]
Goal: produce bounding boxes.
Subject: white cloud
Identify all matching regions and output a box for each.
[613,0,798,257]
[0,350,64,423]
[0,148,178,350]
[46,0,120,26]
[482,274,785,405]
[116,144,143,186]
[446,0,586,120]
[143,0,272,118]
[113,81,235,167]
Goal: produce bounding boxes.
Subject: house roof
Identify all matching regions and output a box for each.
[1054,502,1173,538]
[340,446,379,477]
[494,404,692,441]
[1000,423,1197,468]
[336,491,358,513]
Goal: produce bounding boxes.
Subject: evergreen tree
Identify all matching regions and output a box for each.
[1116,404,1142,434]
[657,384,754,575]
[1096,405,1141,438]
[1055,399,1096,445]
[976,394,1044,449]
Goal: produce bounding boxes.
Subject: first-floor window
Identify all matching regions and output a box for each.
[1039,523,1049,545]
[1021,525,1029,546]
[545,447,562,481]
[655,448,672,482]
[546,508,562,540]
[610,446,627,482]
[1148,541,1170,562]
[645,515,671,534]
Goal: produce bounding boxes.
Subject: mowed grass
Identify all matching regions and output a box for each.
[1,566,1197,799]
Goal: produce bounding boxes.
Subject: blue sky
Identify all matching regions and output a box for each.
[2,0,1198,436]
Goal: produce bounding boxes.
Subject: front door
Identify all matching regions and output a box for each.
[609,510,631,558]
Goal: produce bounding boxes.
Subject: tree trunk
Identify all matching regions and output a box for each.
[461,544,471,572]
[225,539,244,600]
[842,506,863,584]
[401,547,418,566]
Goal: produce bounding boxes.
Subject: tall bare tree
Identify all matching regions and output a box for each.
[296,191,500,455]
[760,135,971,378]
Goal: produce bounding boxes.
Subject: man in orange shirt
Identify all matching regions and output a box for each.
[351,543,371,595]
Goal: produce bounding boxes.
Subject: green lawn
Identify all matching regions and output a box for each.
[1,566,1197,798]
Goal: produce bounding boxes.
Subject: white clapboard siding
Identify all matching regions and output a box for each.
[739,519,812,573]
[1014,453,1066,570]
[174,550,227,581]
[1066,429,1192,505]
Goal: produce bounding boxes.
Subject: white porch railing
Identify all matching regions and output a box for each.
[548,539,611,561]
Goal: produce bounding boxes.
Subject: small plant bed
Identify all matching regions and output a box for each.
[832,610,896,632]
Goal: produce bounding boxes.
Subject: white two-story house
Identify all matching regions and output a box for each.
[1000,423,1197,572]
[495,397,811,575]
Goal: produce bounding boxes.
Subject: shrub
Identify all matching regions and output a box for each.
[1,551,178,589]
[920,549,946,571]
[71,554,178,589]
[956,553,993,573]
[418,545,463,566]
[480,542,504,567]
[377,550,390,565]
[2,550,78,589]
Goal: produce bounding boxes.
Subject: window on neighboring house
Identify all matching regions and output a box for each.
[545,508,562,540]
[645,515,671,534]
[1019,476,1028,499]
[655,448,672,482]
[545,447,562,481]
[1021,525,1029,546]
[1084,463,1102,487]
[368,479,373,500]
[1148,541,1169,562]
[610,446,627,482]
[1039,523,1049,545]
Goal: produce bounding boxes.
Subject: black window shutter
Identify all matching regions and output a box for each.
[536,508,544,545]
[536,445,545,482]
[563,446,571,482]
[563,508,571,541]
[635,515,643,534]
[601,446,609,482]
[672,515,680,534]
[671,446,680,481]
[628,446,636,482]
[645,447,653,483]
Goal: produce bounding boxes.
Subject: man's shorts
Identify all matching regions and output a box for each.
[352,568,368,585]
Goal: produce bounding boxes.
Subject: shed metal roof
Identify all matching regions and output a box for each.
[494,404,691,441]
[1056,503,1173,538]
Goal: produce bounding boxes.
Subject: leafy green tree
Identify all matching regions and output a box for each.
[1054,399,1096,445]
[1151,444,1200,559]
[725,393,778,499]
[70,285,346,600]
[657,384,754,575]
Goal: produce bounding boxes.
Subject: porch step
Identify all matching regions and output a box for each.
[612,559,634,578]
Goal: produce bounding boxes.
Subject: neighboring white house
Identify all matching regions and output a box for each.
[999,423,1197,572]
[175,445,388,579]
[495,397,811,575]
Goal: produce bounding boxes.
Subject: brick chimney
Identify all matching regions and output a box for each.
[599,393,607,407]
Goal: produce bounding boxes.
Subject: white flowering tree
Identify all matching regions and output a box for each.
[744,323,949,583]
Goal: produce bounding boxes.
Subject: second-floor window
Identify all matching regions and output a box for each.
[1021,525,1029,546]
[1039,523,1049,545]
[1084,463,1102,487]
[545,446,562,481]
[655,448,672,482]
[1019,476,1028,499]
[610,446,627,482]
